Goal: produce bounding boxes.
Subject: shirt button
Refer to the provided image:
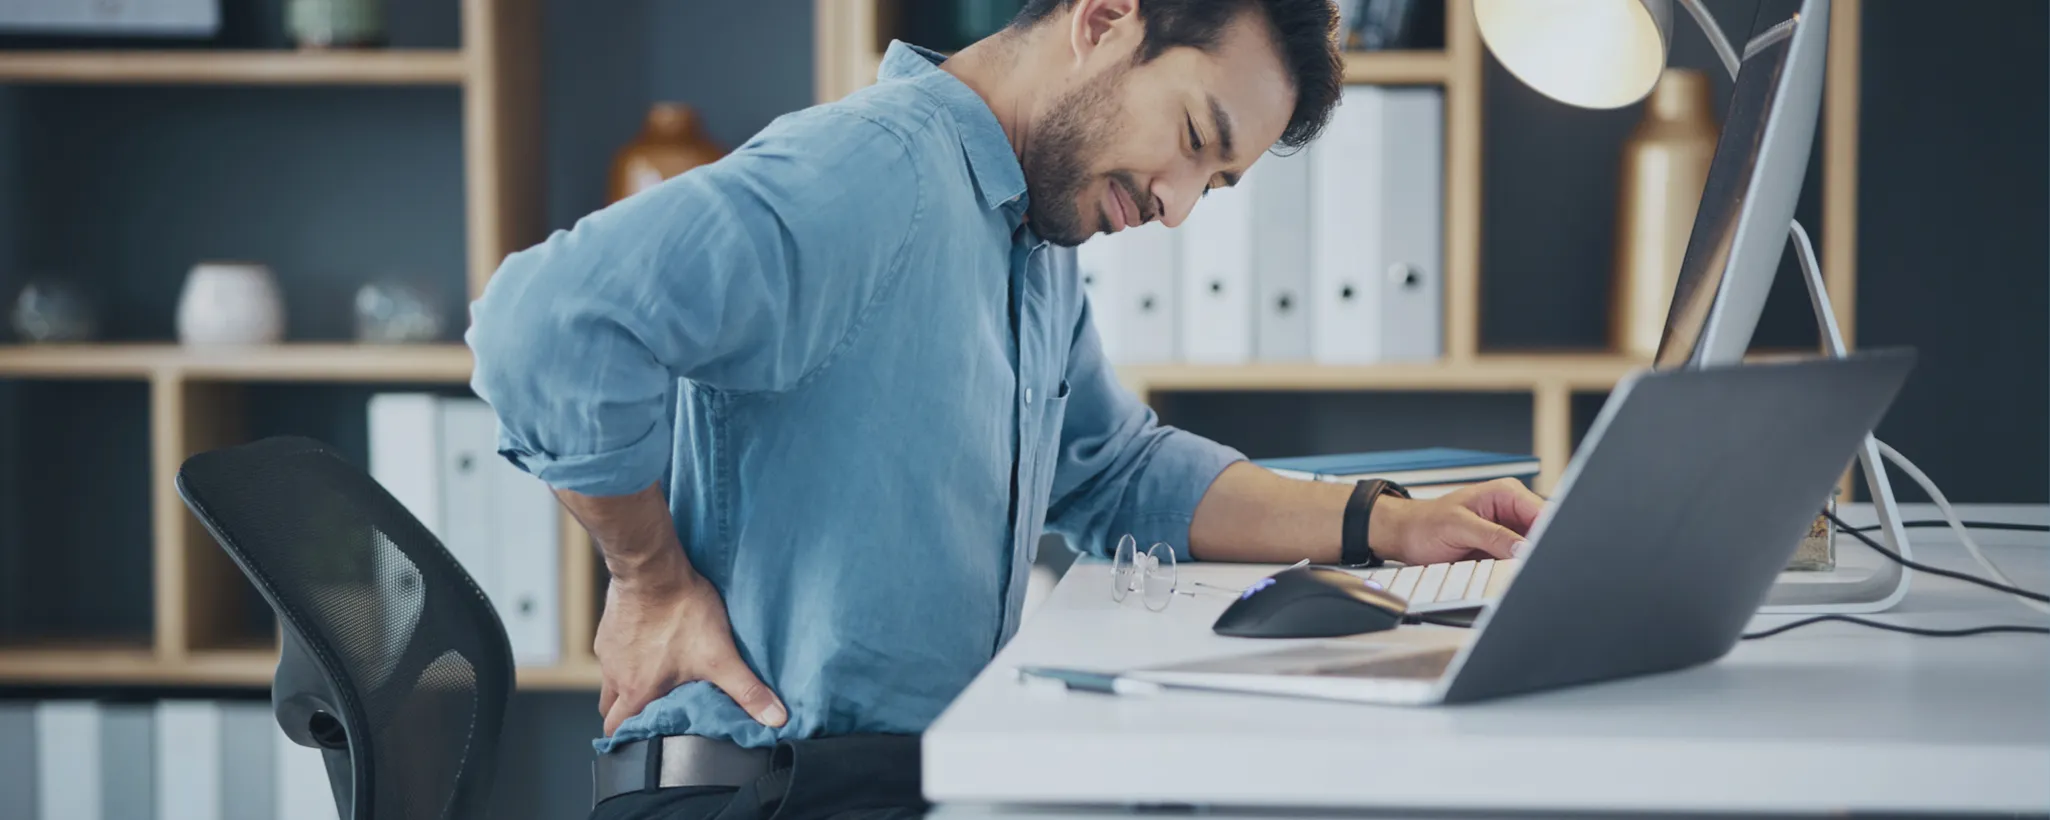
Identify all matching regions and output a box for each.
[1024,387,1035,405]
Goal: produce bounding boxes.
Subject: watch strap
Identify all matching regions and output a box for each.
[1342,478,1410,568]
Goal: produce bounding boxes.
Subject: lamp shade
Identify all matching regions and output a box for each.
[1474,0,1675,109]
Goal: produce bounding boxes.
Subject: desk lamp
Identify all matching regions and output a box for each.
[1471,0,1929,614]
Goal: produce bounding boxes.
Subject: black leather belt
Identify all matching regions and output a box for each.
[592,734,773,807]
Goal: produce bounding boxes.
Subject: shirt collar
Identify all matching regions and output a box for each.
[878,41,1030,215]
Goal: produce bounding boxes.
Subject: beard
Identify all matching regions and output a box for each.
[1020,66,1147,247]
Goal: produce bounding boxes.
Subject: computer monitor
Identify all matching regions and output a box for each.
[1654,0,1829,370]
[1646,0,1912,614]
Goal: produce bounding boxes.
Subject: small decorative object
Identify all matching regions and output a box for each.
[1611,68,1719,359]
[177,261,285,346]
[1788,488,1841,572]
[608,103,727,204]
[354,278,443,343]
[287,0,385,48]
[9,276,98,343]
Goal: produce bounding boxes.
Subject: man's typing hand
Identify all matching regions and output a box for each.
[1374,478,1548,565]
[595,552,787,736]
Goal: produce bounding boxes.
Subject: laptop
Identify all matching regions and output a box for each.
[1128,350,1916,706]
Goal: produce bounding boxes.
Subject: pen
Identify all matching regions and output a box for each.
[1016,666,1163,696]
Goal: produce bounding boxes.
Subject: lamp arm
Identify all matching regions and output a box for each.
[1676,0,1743,79]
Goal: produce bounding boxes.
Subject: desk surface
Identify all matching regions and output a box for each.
[923,505,2050,815]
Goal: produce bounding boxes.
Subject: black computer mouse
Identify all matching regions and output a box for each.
[1211,566,1409,638]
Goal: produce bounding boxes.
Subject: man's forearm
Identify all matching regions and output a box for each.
[555,483,696,592]
[1188,462,1404,564]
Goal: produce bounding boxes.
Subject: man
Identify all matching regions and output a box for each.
[467,0,1546,816]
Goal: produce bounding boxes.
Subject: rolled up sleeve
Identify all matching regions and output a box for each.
[1044,298,1245,562]
[465,109,922,497]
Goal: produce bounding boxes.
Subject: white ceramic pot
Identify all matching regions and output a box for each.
[177,261,285,346]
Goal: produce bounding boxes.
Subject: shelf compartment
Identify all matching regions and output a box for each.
[0,380,156,651]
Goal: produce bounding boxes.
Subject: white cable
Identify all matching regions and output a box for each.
[1874,439,2050,615]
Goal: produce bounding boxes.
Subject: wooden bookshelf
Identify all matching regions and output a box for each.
[0,50,469,86]
[0,0,558,691]
[0,0,1865,693]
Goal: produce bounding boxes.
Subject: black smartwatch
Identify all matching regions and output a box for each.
[1341,478,1411,568]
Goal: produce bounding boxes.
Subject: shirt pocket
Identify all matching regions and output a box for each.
[1027,378,1072,553]
[1041,378,1071,444]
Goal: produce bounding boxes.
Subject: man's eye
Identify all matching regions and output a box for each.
[1186,117,1203,151]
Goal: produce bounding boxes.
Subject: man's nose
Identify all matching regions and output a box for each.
[1152,178,1201,229]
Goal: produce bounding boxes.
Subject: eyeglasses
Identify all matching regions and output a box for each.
[1111,540,1318,612]
[1111,534,1178,611]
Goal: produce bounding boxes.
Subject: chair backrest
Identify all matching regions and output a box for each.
[177,435,514,820]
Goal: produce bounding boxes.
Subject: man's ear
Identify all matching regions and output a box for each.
[1066,0,1143,66]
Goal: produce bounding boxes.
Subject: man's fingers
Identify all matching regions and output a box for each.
[1476,478,1547,535]
[1459,510,1526,560]
[599,681,618,718]
[1503,480,1548,533]
[707,659,788,728]
[604,688,658,737]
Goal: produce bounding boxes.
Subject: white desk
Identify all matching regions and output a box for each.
[924,505,2050,816]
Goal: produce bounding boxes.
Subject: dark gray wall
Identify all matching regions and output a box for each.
[0,84,17,641]
[0,381,152,645]
[1855,0,2047,505]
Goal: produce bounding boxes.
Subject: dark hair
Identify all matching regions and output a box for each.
[1010,0,1342,148]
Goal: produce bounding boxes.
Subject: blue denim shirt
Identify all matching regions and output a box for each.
[466,42,1244,752]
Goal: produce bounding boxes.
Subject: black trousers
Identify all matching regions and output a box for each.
[589,735,927,820]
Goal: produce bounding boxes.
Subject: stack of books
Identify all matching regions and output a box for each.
[1255,447,1540,498]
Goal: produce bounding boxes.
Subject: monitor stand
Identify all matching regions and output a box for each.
[1757,221,1913,614]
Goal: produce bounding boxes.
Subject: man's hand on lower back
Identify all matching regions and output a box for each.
[594,550,788,736]
[1376,477,1548,565]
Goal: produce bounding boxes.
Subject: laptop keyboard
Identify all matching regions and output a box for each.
[1362,557,1522,607]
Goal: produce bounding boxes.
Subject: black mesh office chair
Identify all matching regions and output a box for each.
[177,435,514,820]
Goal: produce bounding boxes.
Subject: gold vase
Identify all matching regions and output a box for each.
[608,103,727,204]
[1612,68,1720,359]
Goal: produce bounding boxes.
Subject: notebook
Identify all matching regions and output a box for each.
[1255,448,1540,487]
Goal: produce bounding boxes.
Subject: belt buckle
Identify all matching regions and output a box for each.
[591,737,658,809]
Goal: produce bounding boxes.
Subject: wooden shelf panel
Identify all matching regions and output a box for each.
[0,647,603,690]
[0,343,473,383]
[1121,354,1644,394]
[0,647,268,686]
[1342,50,1450,85]
[517,663,603,690]
[0,50,469,86]
[830,48,1448,95]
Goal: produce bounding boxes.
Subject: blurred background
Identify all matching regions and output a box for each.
[0,1,2041,818]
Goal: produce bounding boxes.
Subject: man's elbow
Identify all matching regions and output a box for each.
[463,251,552,408]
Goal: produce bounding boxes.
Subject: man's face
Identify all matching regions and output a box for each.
[1022,3,1296,247]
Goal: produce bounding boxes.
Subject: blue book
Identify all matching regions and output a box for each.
[1255,447,1540,488]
